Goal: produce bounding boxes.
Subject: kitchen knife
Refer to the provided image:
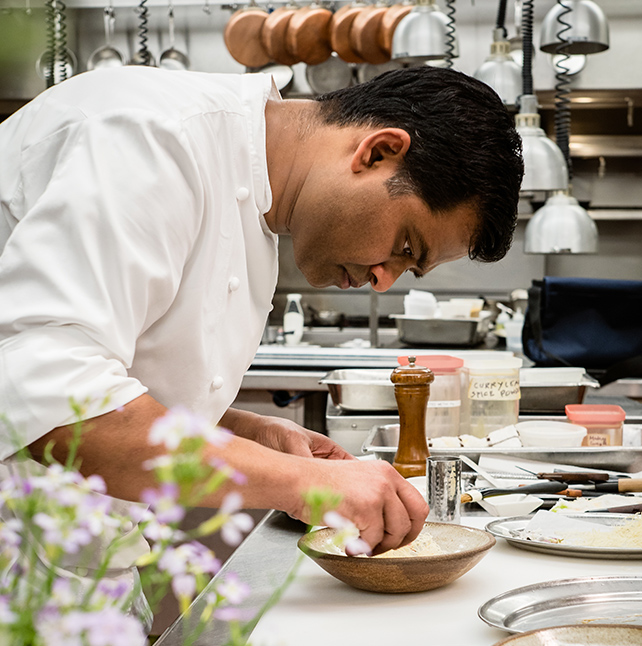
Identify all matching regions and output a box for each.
[585,502,642,514]
[460,480,575,504]
[577,479,642,494]
[534,472,611,484]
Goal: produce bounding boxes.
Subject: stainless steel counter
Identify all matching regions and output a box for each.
[154,510,305,646]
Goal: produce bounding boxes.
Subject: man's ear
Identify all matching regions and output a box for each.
[350,128,411,173]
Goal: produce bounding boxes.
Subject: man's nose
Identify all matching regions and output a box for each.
[369,261,405,293]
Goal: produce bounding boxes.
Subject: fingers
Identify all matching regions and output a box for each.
[310,434,357,461]
[332,461,428,555]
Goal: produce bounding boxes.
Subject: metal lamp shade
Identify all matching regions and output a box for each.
[474,46,522,106]
[517,123,569,193]
[540,0,609,55]
[524,192,598,254]
[391,2,458,63]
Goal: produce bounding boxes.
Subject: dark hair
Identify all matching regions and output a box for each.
[315,66,524,262]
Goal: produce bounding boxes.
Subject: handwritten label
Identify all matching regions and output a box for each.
[427,400,461,409]
[467,377,520,401]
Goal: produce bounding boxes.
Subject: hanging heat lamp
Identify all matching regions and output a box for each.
[540,0,609,55]
[515,0,568,193]
[391,0,457,65]
[474,0,522,107]
[524,0,600,254]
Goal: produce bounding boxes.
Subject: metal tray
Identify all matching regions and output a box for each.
[519,368,600,414]
[320,369,397,411]
[486,514,642,559]
[478,575,642,633]
[390,314,489,346]
[361,424,642,472]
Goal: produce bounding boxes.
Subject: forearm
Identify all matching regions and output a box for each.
[27,394,304,513]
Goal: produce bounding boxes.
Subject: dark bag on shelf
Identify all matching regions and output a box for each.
[522,276,642,385]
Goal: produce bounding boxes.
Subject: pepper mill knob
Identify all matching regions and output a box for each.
[390,356,434,478]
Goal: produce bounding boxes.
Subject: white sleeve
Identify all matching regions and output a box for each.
[0,110,204,457]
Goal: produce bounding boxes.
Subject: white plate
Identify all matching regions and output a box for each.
[486,514,642,559]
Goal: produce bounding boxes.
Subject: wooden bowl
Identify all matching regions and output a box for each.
[298,522,495,594]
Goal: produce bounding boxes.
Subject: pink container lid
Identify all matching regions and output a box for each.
[565,404,626,424]
[397,355,464,374]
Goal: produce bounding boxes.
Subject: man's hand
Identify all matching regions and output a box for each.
[289,458,429,555]
[220,408,355,461]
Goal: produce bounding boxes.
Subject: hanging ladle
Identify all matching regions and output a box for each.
[87,4,126,70]
[159,4,190,70]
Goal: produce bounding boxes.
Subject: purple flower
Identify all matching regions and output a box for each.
[214,606,254,622]
[0,595,16,624]
[33,513,92,553]
[148,406,231,450]
[140,483,185,524]
[217,573,250,605]
[95,578,130,602]
[171,573,196,600]
[220,493,254,546]
[76,608,146,646]
[158,542,220,578]
[322,511,371,556]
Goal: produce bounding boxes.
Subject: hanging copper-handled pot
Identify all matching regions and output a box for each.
[378,2,413,57]
[261,4,300,66]
[350,0,390,65]
[224,3,271,69]
[286,2,333,66]
[329,2,367,64]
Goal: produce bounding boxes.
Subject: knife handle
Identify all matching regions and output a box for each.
[617,478,642,493]
[537,472,610,483]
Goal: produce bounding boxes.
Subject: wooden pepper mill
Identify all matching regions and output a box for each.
[391,356,434,478]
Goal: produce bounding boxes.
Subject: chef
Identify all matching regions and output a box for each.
[0,66,522,565]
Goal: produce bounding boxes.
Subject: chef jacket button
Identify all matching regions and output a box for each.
[212,375,224,390]
[228,276,240,292]
[236,187,250,201]
[122,520,134,533]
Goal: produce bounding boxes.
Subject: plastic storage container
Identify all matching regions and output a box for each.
[515,420,587,447]
[460,356,522,437]
[401,355,463,438]
[565,404,626,446]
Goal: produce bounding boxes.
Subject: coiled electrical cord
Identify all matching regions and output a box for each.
[553,0,573,180]
[136,0,152,65]
[56,0,69,83]
[520,0,534,95]
[44,0,56,87]
[444,0,456,69]
[43,0,70,86]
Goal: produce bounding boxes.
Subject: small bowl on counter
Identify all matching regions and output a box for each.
[298,522,495,594]
[516,421,587,448]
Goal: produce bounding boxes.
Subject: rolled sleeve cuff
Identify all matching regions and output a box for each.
[0,326,147,459]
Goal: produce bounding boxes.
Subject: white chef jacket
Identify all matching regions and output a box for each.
[0,68,280,620]
[0,67,280,453]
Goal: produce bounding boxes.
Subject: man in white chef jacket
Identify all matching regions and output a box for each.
[0,67,522,572]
